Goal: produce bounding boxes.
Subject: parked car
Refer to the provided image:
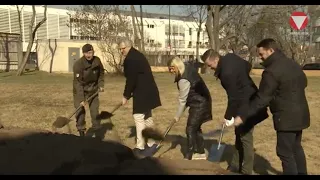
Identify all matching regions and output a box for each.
[302,63,320,70]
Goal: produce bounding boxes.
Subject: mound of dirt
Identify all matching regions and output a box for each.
[0,127,235,175]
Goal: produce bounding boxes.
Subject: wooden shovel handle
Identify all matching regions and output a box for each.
[68,91,99,119]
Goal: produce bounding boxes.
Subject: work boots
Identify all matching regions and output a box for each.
[79,130,85,137]
[185,132,207,160]
[192,132,206,160]
[185,134,195,160]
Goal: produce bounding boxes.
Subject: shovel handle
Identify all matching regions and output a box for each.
[217,124,226,149]
[157,119,176,148]
[110,102,123,114]
[68,91,99,119]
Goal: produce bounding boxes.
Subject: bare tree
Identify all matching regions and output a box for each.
[205,5,245,51]
[139,5,145,53]
[69,5,132,74]
[307,5,320,59]
[114,5,129,38]
[249,5,309,63]
[183,5,207,61]
[129,5,146,54]
[16,5,47,76]
[130,5,141,50]
[224,6,258,54]
[48,39,57,73]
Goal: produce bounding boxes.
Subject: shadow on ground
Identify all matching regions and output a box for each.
[85,122,113,140]
[0,127,171,175]
[128,126,136,138]
[157,134,281,175]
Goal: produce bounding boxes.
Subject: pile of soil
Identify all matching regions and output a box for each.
[0,127,235,175]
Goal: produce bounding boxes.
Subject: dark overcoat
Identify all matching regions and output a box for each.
[215,53,269,130]
[239,51,310,131]
[123,48,162,114]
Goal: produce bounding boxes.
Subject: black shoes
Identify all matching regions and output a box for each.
[79,131,85,137]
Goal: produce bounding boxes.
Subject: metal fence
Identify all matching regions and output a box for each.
[0,32,22,71]
[145,54,176,66]
[145,53,198,67]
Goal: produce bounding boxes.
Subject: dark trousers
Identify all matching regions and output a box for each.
[185,116,205,159]
[74,94,100,131]
[276,130,307,175]
[229,125,254,175]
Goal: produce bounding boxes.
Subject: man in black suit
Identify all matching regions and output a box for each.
[202,49,268,174]
[233,39,310,175]
[118,38,162,155]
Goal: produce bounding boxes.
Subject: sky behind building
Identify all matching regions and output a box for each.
[48,5,186,16]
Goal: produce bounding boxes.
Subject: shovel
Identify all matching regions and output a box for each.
[99,102,123,120]
[207,124,226,162]
[101,102,123,142]
[52,91,99,129]
[85,102,123,140]
[200,128,229,139]
[142,119,176,157]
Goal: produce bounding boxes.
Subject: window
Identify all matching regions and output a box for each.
[147,39,155,44]
[147,24,154,28]
[70,35,80,40]
[179,40,185,48]
[189,28,192,36]
[188,41,192,48]
[165,24,170,35]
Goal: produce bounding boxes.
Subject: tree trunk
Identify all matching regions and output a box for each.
[205,5,215,49]
[196,29,201,61]
[16,5,24,68]
[48,39,57,73]
[213,5,221,51]
[16,5,47,76]
[114,5,129,38]
[139,5,145,53]
[133,8,143,53]
[130,5,141,50]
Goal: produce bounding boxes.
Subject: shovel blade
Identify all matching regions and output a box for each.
[143,145,159,157]
[52,116,72,128]
[99,111,114,119]
[201,128,229,139]
[201,130,222,139]
[207,143,226,162]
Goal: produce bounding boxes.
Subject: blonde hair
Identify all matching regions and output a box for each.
[167,56,185,75]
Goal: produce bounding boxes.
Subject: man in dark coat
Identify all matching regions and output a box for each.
[73,44,105,137]
[168,57,212,160]
[233,38,310,175]
[118,38,162,155]
[202,49,269,174]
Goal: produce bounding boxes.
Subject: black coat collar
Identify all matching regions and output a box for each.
[261,51,284,68]
[214,57,223,79]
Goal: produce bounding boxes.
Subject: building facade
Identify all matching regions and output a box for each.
[0,5,216,56]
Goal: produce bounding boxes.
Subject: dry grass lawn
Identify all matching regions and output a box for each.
[0,70,319,175]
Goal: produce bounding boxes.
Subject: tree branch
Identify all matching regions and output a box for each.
[32,5,47,39]
[219,5,245,29]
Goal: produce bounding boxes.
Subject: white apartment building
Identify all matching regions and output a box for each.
[0,5,217,56]
[0,5,70,52]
